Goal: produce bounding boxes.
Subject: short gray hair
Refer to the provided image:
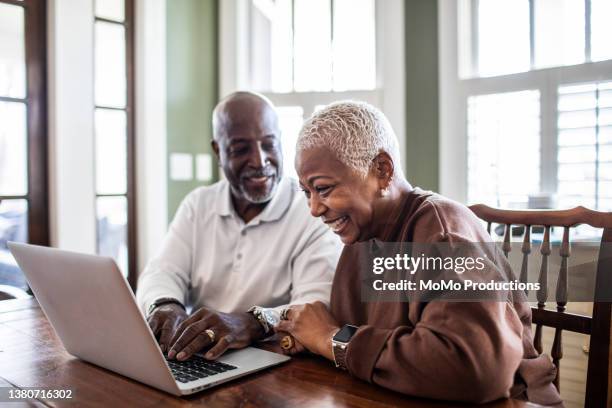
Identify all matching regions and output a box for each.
[297,101,402,177]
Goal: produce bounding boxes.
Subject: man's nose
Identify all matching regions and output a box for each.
[249,143,269,168]
[308,195,326,218]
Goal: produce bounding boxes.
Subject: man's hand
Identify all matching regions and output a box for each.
[276,301,339,361]
[167,307,265,361]
[147,303,188,353]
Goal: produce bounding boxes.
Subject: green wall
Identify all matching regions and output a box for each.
[404,0,439,191]
[166,0,219,222]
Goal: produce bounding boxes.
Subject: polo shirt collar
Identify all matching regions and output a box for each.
[215,176,293,224]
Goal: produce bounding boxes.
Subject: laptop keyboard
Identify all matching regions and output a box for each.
[166,355,238,383]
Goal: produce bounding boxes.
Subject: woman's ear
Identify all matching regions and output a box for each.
[373,152,394,189]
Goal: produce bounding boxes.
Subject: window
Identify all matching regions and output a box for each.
[557,81,612,211]
[222,0,404,181]
[460,0,610,78]
[0,0,48,294]
[94,0,136,287]
[441,0,612,214]
[467,90,541,207]
[249,0,376,93]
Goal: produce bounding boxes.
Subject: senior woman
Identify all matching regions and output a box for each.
[277,101,562,405]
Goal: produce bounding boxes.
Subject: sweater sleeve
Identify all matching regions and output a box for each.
[344,301,524,404]
[343,199,523,404]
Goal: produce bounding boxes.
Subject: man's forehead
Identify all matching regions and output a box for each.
[221,109,278,139]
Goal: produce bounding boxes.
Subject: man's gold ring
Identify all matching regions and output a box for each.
[280,335,294,350]
[205,329,216,343]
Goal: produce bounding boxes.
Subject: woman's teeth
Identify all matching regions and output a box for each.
[329,216,348,232]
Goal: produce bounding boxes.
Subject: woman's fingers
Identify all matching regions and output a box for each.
[276,319,293,333]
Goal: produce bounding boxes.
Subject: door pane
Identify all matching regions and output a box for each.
[0,3,25,99]
[0,199,28,291]
[95,0,125,22]
[95,21,126,108]
[332,0,376,91]
[534,0,584,68]
[97,196,128,276]
[95,108,127,195]
[478,0,530,77]
[467,90,540,207]
[294,0,332,91]
[249,0,293,93]
[591,0,612,62]
[0,101,27,196]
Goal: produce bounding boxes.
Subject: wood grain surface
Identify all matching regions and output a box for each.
[0,300,545,407]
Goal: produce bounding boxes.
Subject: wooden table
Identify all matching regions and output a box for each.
[0,299,543,407]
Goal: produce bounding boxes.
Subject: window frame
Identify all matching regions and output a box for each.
[0,0,50,247]
[219,0,406,167]
[93,0,137,289]
[439,0,612,206]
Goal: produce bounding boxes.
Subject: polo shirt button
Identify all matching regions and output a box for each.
[237,253,242,260]
[241,230,247,236]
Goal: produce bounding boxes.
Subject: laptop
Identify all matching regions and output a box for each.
[8,242,290,396]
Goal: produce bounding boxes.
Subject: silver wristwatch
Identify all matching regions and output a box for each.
[247,306,281,335]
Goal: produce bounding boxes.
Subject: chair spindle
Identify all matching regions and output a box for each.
[534,225,551,354]
[551,227,570,391]
[520,225,531,295]
[503,224,512,258]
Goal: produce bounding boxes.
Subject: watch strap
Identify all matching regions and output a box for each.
[332,338,349,370]
[247,306,271,335]
[147,297,184,318]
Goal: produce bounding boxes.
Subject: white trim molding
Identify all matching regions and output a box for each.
[48,0,97,253]
[135,0,168,273]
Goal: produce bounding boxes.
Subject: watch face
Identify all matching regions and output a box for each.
[262,309,280,327]
[334,325,358,343]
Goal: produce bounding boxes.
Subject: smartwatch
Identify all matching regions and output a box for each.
[332,324,359,370]
[146,297,184,318]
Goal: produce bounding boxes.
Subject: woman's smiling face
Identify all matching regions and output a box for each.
[296,147,382,245]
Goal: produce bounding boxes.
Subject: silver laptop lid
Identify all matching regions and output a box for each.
[8,242,180,395]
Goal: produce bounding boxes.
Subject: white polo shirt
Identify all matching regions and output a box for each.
[136,176,342,314]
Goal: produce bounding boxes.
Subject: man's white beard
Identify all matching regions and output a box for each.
[241,176,280,204]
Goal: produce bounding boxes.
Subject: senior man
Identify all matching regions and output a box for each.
[137,91,341,361]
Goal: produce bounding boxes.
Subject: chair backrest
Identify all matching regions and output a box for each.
[469,205,612,408]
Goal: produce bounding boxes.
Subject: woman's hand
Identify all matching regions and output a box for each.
[276,301,340,361]
[275,331,307,355]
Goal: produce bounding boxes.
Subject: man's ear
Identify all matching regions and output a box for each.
[373,152,394,187]
[211,140,220,162]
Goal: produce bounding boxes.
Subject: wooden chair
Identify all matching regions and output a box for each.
[469,205,611,408]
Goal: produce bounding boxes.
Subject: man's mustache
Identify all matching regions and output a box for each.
[241,168,276,179]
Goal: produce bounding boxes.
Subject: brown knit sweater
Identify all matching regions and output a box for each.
[330,188,562,405]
